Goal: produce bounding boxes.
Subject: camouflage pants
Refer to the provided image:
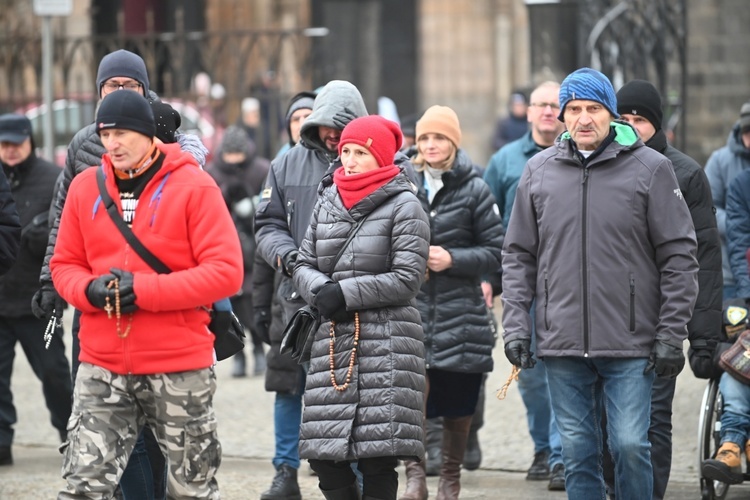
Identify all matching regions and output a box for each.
[57,363,221,499]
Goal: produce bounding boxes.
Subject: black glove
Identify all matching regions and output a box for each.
[253,307,272,344]
[504,338,536,369]
[688,348,716,379]
[331,107,358,130]
[110,268,138,314]
[314,283,350,322]
[644,340,685,378]
[281,250,298,278]
[85,274,117,310]
[31,282,65,320]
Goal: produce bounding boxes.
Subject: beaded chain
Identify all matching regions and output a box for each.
[104,278,133,339]
[329,312,360,392]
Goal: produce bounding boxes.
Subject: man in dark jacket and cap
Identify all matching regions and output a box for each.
[254,80,368,500]
[611,79,723,500]
[0,113,64,466]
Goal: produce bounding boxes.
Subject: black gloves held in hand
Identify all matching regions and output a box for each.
[645,340,685,379]
[86,274,117,309]
[281,250,298,278]
[31,282,65,320]
[331,107,358,130]
[110,268,137,313]
[253,307,272,344]
[86,269,137,313]
[504,338,536,369]
[314,283,350,322]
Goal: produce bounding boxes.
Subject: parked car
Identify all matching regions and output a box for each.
[20,97,221,166]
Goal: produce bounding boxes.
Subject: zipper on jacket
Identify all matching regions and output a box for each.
[286,199,295,228]
[581,165,590,356]
[629,275,636,333]
[544,274,550,330]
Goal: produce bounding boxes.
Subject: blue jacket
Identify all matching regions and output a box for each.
[484,131,544,229]
[705,123,750,288]
[726,168,750,299]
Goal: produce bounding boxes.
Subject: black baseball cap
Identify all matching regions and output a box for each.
[0,114,33,144]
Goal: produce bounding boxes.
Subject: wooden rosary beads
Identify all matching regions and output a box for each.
[104,278,133,338]
[329,312,360,392]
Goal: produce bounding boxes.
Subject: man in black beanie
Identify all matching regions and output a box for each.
[52,90,242,499]
[611,79,723,500]
[33,48,207,500]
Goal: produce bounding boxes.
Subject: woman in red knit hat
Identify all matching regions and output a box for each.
[292,115,430,500]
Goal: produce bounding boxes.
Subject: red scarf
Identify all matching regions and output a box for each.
[333,165,400,209]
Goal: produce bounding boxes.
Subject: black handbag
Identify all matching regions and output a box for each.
[279,305,320,364]
[279,214,369,365]
[95,168,245,361]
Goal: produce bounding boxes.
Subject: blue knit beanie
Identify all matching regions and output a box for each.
[557,67,619,122]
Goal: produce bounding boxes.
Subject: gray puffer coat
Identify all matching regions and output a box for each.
[293,171,430,461]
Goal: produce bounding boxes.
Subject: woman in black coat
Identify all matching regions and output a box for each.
[293,115,430,500]
[402,105,503,500]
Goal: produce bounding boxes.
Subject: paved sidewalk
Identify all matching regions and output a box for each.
[1,308,749,498]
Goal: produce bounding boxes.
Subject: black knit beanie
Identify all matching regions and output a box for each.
[150,101,181,144]
[96,91,155,138]
[616,80,663,131]
[96,49,150,97]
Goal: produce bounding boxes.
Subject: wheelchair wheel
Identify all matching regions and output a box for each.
[698,378,730,500]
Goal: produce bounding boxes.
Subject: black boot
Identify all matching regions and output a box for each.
[424,417,443,476]
[0,445,12,466]
[260,464,302,500]
[463,427,481,471]
[231,350,246,378]
[321,481,361,500]
[253,344,267,376]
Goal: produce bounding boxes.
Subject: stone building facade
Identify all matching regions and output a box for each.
[0,0,747,166]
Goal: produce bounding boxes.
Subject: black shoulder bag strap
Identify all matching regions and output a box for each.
[96,168,172,275]
[331,214,368,271]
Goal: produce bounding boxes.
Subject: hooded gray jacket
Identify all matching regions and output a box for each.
[502,122,699,357]
[293,172,430,461]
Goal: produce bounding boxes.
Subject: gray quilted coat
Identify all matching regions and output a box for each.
[293,171,430,461]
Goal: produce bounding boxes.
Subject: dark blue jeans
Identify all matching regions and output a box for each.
[0,315,72,445]
[603,374,676,500]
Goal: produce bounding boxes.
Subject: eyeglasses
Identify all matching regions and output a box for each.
[530,102,560,110]
[101,81,142,94]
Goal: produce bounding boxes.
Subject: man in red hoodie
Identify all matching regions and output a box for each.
[50,90,243,499]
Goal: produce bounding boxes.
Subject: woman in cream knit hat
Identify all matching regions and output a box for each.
[400,105,504,500]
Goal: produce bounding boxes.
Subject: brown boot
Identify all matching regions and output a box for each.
[435,416,472,500]
[399,459,428,500]
[701,441,744,484]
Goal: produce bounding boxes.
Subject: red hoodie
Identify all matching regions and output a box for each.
[51,143,243,375]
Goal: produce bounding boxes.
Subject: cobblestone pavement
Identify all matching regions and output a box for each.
[1,307,748,499]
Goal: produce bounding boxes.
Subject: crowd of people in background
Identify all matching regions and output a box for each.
[0,46,750,500]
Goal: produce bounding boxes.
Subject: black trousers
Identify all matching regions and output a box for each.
[602,374,676,500]
[0,314,72,445]
[310,456,399,499]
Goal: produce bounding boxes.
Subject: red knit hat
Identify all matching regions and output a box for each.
[338,115,403,168]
